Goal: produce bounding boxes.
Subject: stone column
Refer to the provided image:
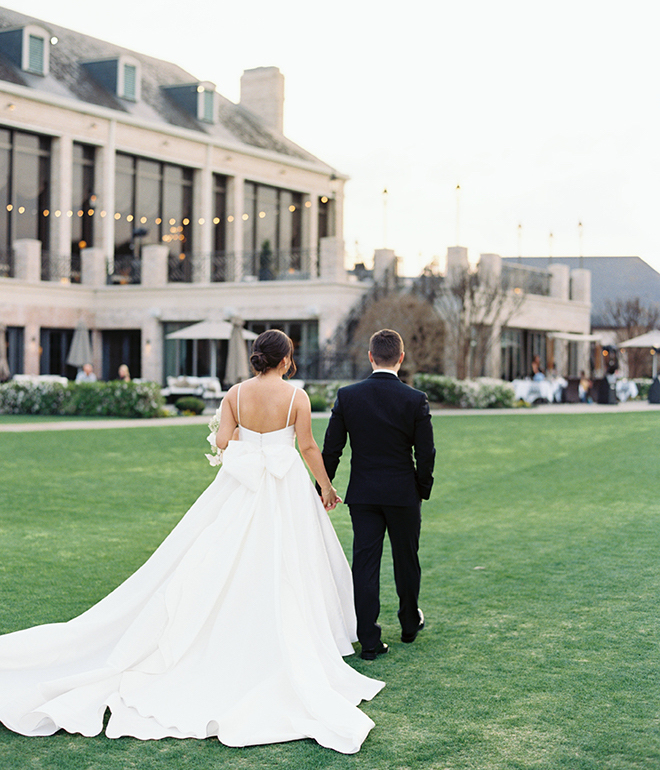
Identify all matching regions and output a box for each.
[193,154,212,283]
[230,175,245,281]
[51,134,73,265]
[319,236,346,282]
[304,194,318,277]
[141,244,169,286]
[373,248,396,283]
[101,120,117,269]
[570,268,591,304]
[549,264,570,300]
[81,247,107,286]
[13,239,41,283]
[24,323,41,374]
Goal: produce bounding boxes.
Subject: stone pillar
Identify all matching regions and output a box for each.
[81,247,107,286]
[194,154,212,283]
[141,244,169,286]
[571,268,591,303]
[319,236,346,282]
[304,195,318,277]
[24,323,41,374]
[13,239,41,283]
[549,264,570,300]
[51,134,73,263]
[101,120,117,269]
[446,246,469,286]
[373,248,396,282]
[230,175,244,281]
[478,253,502,287]
[141,317,163,384]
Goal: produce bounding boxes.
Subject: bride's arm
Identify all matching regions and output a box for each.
[215,387,239,450]
[293,389,341,511]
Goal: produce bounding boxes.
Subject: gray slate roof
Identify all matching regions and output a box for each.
[0,6,334,171]
[502,256,660,327]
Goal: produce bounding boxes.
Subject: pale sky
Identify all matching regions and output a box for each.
[4,0,660,276]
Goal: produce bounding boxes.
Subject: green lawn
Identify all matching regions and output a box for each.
[1,413,659,769]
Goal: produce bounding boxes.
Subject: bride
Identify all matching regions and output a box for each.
[0,329,384,754]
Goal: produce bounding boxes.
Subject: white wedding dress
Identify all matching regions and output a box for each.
[0,386,384,754]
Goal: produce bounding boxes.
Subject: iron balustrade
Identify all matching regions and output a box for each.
[501,263,551,296]
[40,252,81,284]
[0,250,13,278]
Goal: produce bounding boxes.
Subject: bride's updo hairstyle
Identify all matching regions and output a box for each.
[250,329,297,377]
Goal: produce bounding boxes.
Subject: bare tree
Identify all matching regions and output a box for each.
[604,298,660,377]
[349,294,445,381]
[432,264,525,379]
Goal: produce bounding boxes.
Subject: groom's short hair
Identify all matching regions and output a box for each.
[369,329,404,365]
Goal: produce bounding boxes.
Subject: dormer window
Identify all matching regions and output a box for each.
[0,24,51,76]
[163,81,216,124]
[81,55,141,102]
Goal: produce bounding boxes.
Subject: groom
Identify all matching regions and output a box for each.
[321,329,436,660]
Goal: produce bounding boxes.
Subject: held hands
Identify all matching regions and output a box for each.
[321,485,342,511]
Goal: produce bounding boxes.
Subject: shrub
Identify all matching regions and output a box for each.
[308,394,328,412]
[174,396,206,415]
[304,381,353,410]
[632,378,653,400]
[0,380,164,418]
[413,373,515,409]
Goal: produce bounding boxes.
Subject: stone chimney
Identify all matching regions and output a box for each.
[240,67,285,134]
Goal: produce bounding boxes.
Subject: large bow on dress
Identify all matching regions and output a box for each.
[221,441,299,491]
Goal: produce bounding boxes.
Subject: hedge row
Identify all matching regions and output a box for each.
[0,381,164,418]
[413,374,516,409]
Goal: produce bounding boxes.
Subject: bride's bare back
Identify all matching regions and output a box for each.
[235,376,298,433]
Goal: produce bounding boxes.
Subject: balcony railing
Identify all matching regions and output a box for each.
[501,263,551,296]
[40,252,81,284]
[106,249,318,285]
[0,250,13,278]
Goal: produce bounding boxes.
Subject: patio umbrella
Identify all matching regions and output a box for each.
[619,329,660,379]
[224,317,251,386]
[0,324,10,382]
[165,320,258,341]
[66,320,93,369]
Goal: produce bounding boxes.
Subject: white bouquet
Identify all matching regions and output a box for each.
[205,405,224,466]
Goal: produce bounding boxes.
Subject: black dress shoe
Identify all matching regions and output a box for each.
[401,609,425,643]
[360,642,389,660]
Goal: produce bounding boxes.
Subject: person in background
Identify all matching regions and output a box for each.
[118,364,131,382]
[579,371,592,403]
[531,355,545,381]
[75,363,97,382]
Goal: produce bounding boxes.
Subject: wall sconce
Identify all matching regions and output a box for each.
[6,103,16,111]
[145,339,152,356]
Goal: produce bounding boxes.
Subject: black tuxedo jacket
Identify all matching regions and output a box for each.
[321,372,436,506]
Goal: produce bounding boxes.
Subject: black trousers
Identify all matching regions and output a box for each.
[348,502,422,650]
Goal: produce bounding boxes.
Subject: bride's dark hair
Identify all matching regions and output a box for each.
[250,329,297,377]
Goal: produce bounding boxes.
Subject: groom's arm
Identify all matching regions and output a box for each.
[320,393,348,483]
[413,393,435,500]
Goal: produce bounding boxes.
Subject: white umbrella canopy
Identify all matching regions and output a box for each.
[618,330,660,348]
[619,329,660,379]
[66,320,93,368]
[224,317,251,386]
[166,320,258,341]
[0,324,10,382]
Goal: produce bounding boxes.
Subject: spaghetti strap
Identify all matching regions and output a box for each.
[236,383,242,426]
[285,384,297,427]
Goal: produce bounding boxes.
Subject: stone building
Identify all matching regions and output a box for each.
[0,6,366,383]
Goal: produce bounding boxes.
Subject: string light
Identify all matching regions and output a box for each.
[227,215,234,222]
